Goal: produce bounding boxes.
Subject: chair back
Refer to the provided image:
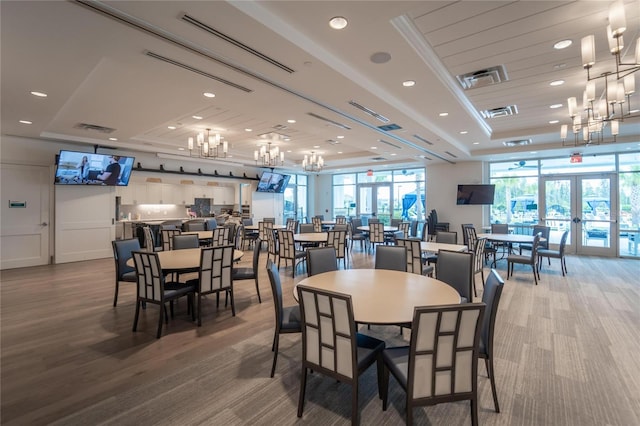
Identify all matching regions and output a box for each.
[396,238,423,274]
[529,233,541,261]
[112,238,140,279]
[421,220,429,241]
[224,223,237,244]
[480,270,504,358]
[472,237,486,275]
[532,225,551,249]
[436,249,474,301]
[172,234,199,250]
[558,230,569,255]
[297,285,358,380]
[234,225,245,249]
[436,230,458,244]
[205,218,218,230]
[251,237,262,271]
[369,222,385,244]
[299,223,315,233]
[491,223,509,234]
[197,245,234,294]
[332,224,347,232]
[267,228,278,259]
[142,226,156,251]
[326,230,347,260]
[312,216,323,232]
[351,218,363,233]
[263,217,276,223]
[463,225,478,251]
[335,216,347,225]
[398,221,410,237]
[410,220,419,238]
[375,245,408,272]
[277,230,297,259]
[407,303,485,401]
[185,221,206,231]
[390,218,402,227]
[368,218,380,224]
[306,247,338,276]
[132,251,165,302]
[212,227,230,247]
[461,224,474,248]
[266,259,285,327]
[286,219,299,233]
[258,221,273,241]
[161,229,182,251]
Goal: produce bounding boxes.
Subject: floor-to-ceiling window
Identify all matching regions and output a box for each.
[332,174,356,218]
[489,161,540,234]
[619,152,640,257]
[283,174,307,222]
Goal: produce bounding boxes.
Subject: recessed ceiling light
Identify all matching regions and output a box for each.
[192,115,202,120]
[402,80,416,87]
[329,16,348,30]
[549,80,565,86]
[30,91,47,97]
[459,131,468,135]
[108,137,118,141]
[553,39,572,50]
[390,153,397,156]
[245,128,252,132]
[284,138,291,141]
[287,119,296,123]
[313,145,320,149]
[439,112,449,117]
[630,109,640,114]
[549,120,560,124]
[337,151,343,154]
[550,104,563,109]
[19,120,32,124]
[287,150,292,153]
[337,135,345,139]
[203,92,215,98]
[178,147,185,151]
[473,142,480,145]
[167,126,176,130]
[371,146,378,149]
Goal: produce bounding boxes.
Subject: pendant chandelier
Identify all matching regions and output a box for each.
[561,0,639,146]
[302,152,324,172]
[254,142,284,167]
[188,128,228,159]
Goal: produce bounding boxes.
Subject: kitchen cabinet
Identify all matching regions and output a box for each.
[212,186,235,205]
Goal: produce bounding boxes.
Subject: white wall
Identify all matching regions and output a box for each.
[313,174,332,218]
[427,161,487,238]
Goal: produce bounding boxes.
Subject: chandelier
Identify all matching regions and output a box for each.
[561,0,639,146]
[302,152,324,172]
[187,128,228,159]
[254,142,284,167]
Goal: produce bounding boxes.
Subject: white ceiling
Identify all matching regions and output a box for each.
[1,0,639,174]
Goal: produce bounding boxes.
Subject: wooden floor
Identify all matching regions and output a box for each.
[1,245,639,425]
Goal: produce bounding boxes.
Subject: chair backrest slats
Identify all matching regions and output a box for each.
[370,222,385,244]
[198,245,234,294]
[396,238,423,274]
[326,230,347,260]
[161,229,182,251]
[132,251,165,302]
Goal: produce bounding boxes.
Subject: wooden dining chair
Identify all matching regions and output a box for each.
[374,245,407,272]
[232,237,262,303]
[112,238,140,307]
[479,269,505,413]
[436,249,474,302]
[306,246,337,276]
[160,229,181,251]
[507,233,541,285]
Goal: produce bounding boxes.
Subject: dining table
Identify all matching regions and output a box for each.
[127,248,244,273]
[294,269,460,325]
[182,230,213,241]
[294,232,328,243]
[356,225,398,233]
[420,241,468,253]
[477,233,545,266]
[244,224,286,231]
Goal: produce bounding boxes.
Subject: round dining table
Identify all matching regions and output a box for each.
[294,232,328,243]
[356,225,398,233]
[294,269,460,325]
[127,248,244,272]
[244,224,286,231]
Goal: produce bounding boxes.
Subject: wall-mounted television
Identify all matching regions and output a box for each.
[456,184,495,205]
[256,171,290,193]
[54,150,135,186]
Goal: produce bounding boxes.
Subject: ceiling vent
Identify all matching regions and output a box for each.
[348,100,390,123]
[370,157,386,161]
[413,134,434,145]
[378,123,402,131]
[444,151,458,158]
[326,139,340,145]
[272,124,288,131]
[306,112,352,130]
[378,139,402,150]
[503,139,532,147]
[74,123,116,134]
[480,105,518,119]
[457,65,508,90]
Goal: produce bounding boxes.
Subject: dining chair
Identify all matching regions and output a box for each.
[299,223,315,233]
[186,245,235,325]
[335,215,347,225]
[142,226,161,252]
[224,223,237,245]
[242,218,253,227]
[131,251,196,338]
[266,259,301,377]
[312,216,323,232]
[381,303,485,426]
[111,238,141,307]
[161,229,182,251]
[461,223,475,249]
[239,224,257,250]
[396,238,433,276]
[425,230,459,266]
[374,245,408,272]
[471,237,488,295]
[286,219,299,233]
[296,284,385,425]
[507,233,541,285]
[491,223,511,254]
[538,229,569,276]
[263,217,276,223]
[520,225,550,254]
[479,269,505,413]
[369,222,386,252]
[436,249,474,302]
[421,220,429,242]
[277,230,306,278]
[184,220,206,231]
[326,229,347,269]
[211,227,230,247]
[306,246,338,276]
[348,219,367,251]
[410,220,419,238]
[267,228,279,264]
[258,221,273,249]
[205,218,218,230]
[232,237,262,303]
[172,234,200,250]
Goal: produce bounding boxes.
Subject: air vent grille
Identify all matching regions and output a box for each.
[503,139,532,147]
[306,112,352,130]
[413,134,434,145]
[457,65,508,90]
[378,123,401,131]
[370,157,386,161]
[481,105,518,119]
[378,139,402,149]
[74,123,116,134]
[444,151,458,158]
[348,100,390,123]
[326,139,340,145]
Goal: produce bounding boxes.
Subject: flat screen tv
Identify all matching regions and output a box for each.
[54,150,135,186]
[256,171,290,193]
[456,184,495,205]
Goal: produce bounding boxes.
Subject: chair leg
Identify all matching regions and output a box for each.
[132,300,141,331]
[197,294,203,327]
[382,365,390,411]
[352,380,359,425]
[485,357,501,413]
[229,288,236,316]
[532,264,538,285]
[113,280,119,307]
[471,395,479,426]
[297,367,308,418]
[270,333,280,377]
[254,277,262,303]
[156,304,164,339]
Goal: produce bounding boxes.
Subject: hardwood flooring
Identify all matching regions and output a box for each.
[1,246,639,425]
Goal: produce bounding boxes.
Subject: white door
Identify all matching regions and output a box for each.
[0,164,51,269]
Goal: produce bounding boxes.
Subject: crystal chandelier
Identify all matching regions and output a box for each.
[561,0,639,146]
[187,128,228,159]
[254,142,284,167]
[302,152,324,172]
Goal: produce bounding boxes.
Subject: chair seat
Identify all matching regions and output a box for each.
[537,248,561,258]
[164,283,196,299]
[382,346,409,386]
[422,264,435,276]
[356,333,386,369]
[121,271,137,282]
[232,267,255,280]
[507,254,530,264]
[282,305,301,330]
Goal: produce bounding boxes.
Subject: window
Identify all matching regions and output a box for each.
[333,174,356,218]
[619,152,640,257]
[489,161,539,227]
[283,174,307,221]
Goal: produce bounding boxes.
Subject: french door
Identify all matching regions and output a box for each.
[540,174,617,256]
[358,184,391,224]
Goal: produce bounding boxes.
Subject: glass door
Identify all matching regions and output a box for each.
[541,174,617,256]
[358,184,392,224]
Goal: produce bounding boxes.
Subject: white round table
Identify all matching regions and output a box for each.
[294,232,328,243]
[127,248,244,272]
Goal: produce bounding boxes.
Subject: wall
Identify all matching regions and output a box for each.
[313,174,331,218]
[427,161,486,238]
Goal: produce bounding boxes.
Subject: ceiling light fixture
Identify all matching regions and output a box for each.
[254,134,284,167]
[329,16,348,30]
[192,115,203,120]
[167,125,176,130]
[302,151,324,172]
[439,112,449,117]
[188,128,228,159]
[402,80,416,87]
[553,39,573,50]
[19,120,32,124]
[203,92,215,98]
[550,80,565,86]
[562,0,639,146]
[550,104,563,109]
[30,91,47,97]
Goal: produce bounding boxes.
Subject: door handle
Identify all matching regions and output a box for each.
[572,217,581,224]
[40,222,48,227]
